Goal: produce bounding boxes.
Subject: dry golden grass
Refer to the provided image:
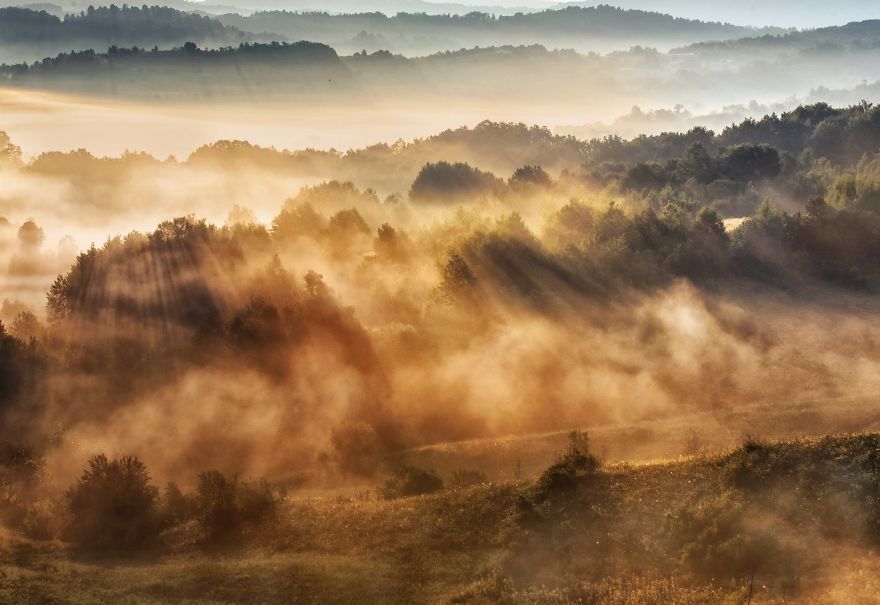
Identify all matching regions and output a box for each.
[4,433,880,604]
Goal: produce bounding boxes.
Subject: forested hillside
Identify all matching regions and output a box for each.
[0,5,255,62]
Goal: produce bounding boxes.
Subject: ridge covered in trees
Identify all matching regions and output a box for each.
[0,4,258,62]
[217,4,770,55]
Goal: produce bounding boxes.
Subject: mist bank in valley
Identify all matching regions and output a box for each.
[2,31,878,120]
[1,100,876,236]
[2,102,880,489]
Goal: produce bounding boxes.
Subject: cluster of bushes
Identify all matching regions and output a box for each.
[534,430,601,500]
[62,454,278,552]
[13,451,498,550]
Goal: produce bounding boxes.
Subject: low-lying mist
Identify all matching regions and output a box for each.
[2,131,880,493]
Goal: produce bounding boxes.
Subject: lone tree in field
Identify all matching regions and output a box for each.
[65,454,159,551]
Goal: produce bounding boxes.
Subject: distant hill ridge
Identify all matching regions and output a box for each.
[0,4,257,62]
[0,3,793,62]
[218,4,771,45]
[679,18,880,53]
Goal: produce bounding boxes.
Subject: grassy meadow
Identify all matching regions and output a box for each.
[4,432,880,604]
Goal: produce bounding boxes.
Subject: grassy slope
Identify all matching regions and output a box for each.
[4,433,880,604]
[400,394,880,481]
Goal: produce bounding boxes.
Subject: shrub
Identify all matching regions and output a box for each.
[194,470,278,543]
[536,431,600,499]
[726,436,775,491]
[65,454,159,551]
[379,466,444,499]
[667,491,802,580]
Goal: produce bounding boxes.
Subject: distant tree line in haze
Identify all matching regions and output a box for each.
[0,5,257,62]
[216,4,767,55]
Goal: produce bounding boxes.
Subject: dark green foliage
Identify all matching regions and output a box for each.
[410,161,504,204]
[718,144,781,182]
[380,466,444,499]
[509,165,551,188]
[619,143,780,193]
[64,454,160,551]
[194,470,278,543]
[622,161,668,191]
